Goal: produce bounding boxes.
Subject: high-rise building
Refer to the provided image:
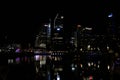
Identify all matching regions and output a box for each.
[35,19,51,49]
[105,12,116,35]
[51,13,64,50]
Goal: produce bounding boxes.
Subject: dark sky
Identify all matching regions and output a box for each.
[0,1,120,44]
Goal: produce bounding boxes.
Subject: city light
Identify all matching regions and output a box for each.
[71,64,76,71]
[80,64,83,68]
[57,27,61,31]
[80,48,83,51]
[15,48,20,53]
[16,57,20,63]
[61,16,64,19]
[2,11,119,80]
[34,55,40,61]
[91,62,93,66]
[44,24,48,27]
[77,25,81,28]
[97,65,100,68]
[94,64,96,67]
[88,62,91,67]
[8,59,14,64]
[36,67,39,73]
[107,65,110,70]
[72,67,75,71]
[87,45,91,50]
[108,13,113,18]
[48,23,51,28]
[57,74,60,80]
[89,76,93,80]
[107,46,110,50]
[85,27,92,30]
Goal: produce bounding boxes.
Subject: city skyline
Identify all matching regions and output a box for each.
[0,1,120,80]
[0,0,120,44]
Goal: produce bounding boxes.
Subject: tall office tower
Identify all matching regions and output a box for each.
[116,9,120,35]
[35,19,51,49]
[52,13,64,50]
[105,12,116,35]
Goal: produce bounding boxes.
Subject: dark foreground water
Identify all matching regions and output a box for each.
[0,53,120,80]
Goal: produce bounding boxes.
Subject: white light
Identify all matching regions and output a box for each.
[88,45,90,48]
[8,59,14,64]
[44,24,51,28]
[108,13,113,18]
[58,68,63,71]
[39,43,46,48]
[8,59,11,64]
[107,65,110,70]
[57,28,60,31]
[48,24,51,28]
[97,47,100,51]
[88,62,91,67]
[85,27,92,30]
[44,24,47,26]
[72,67,75,71]
[87,45,91,50]
[40,60,46,65]
[55,57,57,61]
[97,65,100,68]
[91,48,93,50]
[35,55,40,61]
[80,48,83,51]
[61,16,64,19]
[57,75,60,80]
[107,46,109,50]
[91,62,93,66]
[80,64,83,68]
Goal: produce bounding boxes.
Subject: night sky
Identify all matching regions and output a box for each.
[0,1,120,44]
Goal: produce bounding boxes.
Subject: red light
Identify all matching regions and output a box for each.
[89,75,93,80]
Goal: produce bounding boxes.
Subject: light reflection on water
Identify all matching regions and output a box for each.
[15,57,20,63]
[6,54,119,80]
[8,55,48,64]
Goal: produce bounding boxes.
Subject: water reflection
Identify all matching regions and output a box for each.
[2,52,119,80]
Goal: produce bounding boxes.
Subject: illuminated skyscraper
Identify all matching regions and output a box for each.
[106,12,116,35]
[52,13,64,50]
[35,19,51,49]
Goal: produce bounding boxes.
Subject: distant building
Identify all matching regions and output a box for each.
[52,13,65,50]
[35,19,51,49]
[105,12,116,35]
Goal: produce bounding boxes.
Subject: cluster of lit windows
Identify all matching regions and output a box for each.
[51,57,62,61]
[8,56,35,64]
[51,52,63,56]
